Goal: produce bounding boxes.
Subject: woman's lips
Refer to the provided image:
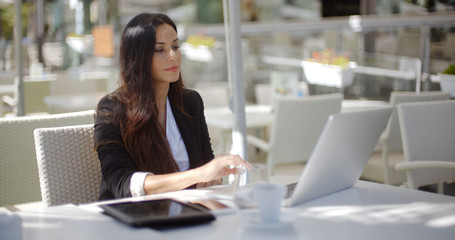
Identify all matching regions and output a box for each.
[165,66,179,72]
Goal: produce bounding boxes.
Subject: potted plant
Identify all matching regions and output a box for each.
[439,64,455,97]
[301,49,356,88]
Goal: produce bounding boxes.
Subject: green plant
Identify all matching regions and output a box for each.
[442,65,455,75]
[0,4,32,40]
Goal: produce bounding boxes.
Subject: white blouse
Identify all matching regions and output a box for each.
[130,98,189,197]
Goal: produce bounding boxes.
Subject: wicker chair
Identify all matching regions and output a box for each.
[361,91,451,185]
[395,100,455,194]
[34,124,101,207]
[0,110,95,207]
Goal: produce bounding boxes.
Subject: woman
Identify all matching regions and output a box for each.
[94,13,249,200]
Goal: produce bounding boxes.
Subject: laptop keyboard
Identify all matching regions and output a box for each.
[285,182,297,199]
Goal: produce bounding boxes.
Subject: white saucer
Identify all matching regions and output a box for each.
[239,209,297,229]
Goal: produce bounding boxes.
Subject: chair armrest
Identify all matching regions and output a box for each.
[246,134,270,152]
[2,95,16,107]
[395,161,455,171]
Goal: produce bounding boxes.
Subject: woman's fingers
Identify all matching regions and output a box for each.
[223,167,237,175]
[207,179,222,187]
[223,154,252,169]
[195,154,251,184]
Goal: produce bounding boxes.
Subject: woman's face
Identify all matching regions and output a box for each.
[151,23,181,85]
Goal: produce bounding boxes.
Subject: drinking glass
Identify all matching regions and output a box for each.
[234,163,268,209]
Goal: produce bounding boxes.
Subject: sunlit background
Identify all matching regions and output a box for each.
[1,0,454,116]
[1,0,455,211]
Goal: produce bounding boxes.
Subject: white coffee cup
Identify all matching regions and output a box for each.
[251,183,286,223]
[0,213,22,240]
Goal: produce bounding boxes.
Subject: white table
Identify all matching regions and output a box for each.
[205,104,274,153]
[0,84,14,116]
[341,99,390,112]
[44,92,105,113]
[205,100,389,129]
[204,104,274,130]
[0,84,14,95]
[13,180,455,240]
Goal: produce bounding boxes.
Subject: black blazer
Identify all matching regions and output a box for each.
[94,89,214,200]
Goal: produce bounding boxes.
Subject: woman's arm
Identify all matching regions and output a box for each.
[144,154,249,194]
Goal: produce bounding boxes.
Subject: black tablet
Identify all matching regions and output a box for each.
[100,198,216,228]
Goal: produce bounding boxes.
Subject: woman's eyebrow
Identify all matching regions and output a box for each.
[156,38,179,45]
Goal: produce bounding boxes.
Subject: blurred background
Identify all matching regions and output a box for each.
[0,0,454,117]
[1,1,455,208]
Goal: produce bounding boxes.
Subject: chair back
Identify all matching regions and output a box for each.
[385,91,451,152]
[34,124,101,207]
[255,83,271,105]
[0,110,95,207]
[194,85,229,109]
[268,93,342,174]
[397,100,455,189]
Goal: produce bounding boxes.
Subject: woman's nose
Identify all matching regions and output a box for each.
[168,50,175,61]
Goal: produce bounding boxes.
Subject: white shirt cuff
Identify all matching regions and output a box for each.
[130,172,153,197]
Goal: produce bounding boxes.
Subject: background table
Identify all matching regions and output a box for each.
[44,92,105,113]
[0,84,14,116]
[205,100,389,153]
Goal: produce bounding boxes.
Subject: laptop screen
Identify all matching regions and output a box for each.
[285,107,393,207]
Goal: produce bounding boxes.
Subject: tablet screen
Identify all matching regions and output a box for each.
[100,199,215,228]
[111,199,199,217]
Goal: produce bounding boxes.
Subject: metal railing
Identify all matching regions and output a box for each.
[184,11,455,93]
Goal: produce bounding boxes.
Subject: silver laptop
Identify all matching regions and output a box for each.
[283,107,393,207]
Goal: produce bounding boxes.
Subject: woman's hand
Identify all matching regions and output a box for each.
[194,154,251,184]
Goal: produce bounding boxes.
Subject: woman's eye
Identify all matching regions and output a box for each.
[172,45,180,50]
[155,48,163,53]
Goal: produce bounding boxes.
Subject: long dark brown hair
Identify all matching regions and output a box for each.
[109,13,186,174]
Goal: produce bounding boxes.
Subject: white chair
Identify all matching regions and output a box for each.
[194,83,230,154]
[361,91,451,185]
[395,100,455,194]
[0,110,95,207]
[194,83,229,109]
[246,93,343,176]
[34,124,101,207]
[254,83,272,105]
